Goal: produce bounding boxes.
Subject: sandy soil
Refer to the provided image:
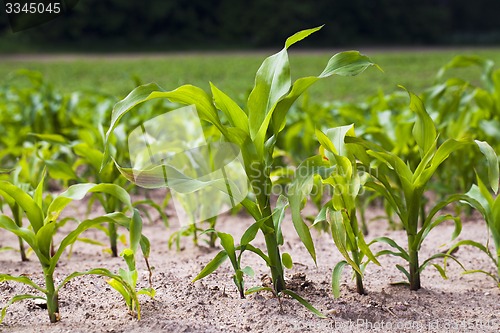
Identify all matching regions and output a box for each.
[0,195,499,333]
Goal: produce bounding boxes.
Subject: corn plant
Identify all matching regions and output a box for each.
[104,26,375,314]
[423,55,499,196]
[290,125,381,297]
[0,178,152,323]
[318,126,381,296]
[443,170,500,286]
[342,88,498,290]
[72,135,163,257]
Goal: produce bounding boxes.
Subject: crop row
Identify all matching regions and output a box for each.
[0,27,499,324]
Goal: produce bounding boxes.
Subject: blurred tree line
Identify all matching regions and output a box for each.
[1,0,499,51]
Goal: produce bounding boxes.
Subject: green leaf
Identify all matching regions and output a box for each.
[271,52,374,142]
[247,41,291,139]
[50,213,132,273]
[332,260,347,298]
[73,143,104,172]
[0,215,47,265]
[417,139,470,187]
[281,289,326,318]
[36,222,56,260]
[46,183,134,223]
[240,216,267,246]
[357,233,381,266]
[28,133,68,144]
[0,168,14,174]
[33,170,46,210]
[133,199,169,227]
[285,26,323,48]
[437,55,494,91]
[327,209,362,276]
[107,278,132,308]
[1,294,46,324]
[289,156,332,264]
[76,237,106,247]
[0,274,46,293]
[315,128,337,154]
[217,232,238,269]
[242,266,255,277]
[282,252,293,269]
[475,140,499,194]
[129,209,142,253]
[325,124,356,157]
[238,244,271,266]
[401,87,436,157]
[417,214,461,250]
[192,250,228,282]
[272,195,289,246]
[396,265,410,281]
[104,83,234,168]
[0,181,44,233]
[245,286,274,295]
[372,237,410,261]
[420,253,465,274]
[319,51,375,78]
[44,160,78,181]
[431,264,448,279]
[210,82,249,134]
[58,268,141,319]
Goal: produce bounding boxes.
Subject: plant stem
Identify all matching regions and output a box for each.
[44,271,59,323]
[261,203,286,294]
[207,216,217,248]
[351,250,365,295]
[349,210,365,295]
[408,242,421,290]
[494,238,500,282]
[264,230,286,293]
[109,222,118,257]
[18,236,28,262]
[13,206,28,261]
[104,196,119,257]
[407,194,422,290]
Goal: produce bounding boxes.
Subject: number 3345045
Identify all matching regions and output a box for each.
[5,2,61,14]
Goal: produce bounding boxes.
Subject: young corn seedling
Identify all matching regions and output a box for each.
[73,135,167,257]
[424,55,499,197]
[443,167,500,287]
[343,88,498,290]
[0,177,152,323]
[289,125,380,297]
[317,126,381,296]
[104,26,375,315]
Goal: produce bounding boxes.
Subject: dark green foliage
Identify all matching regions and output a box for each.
[2,0,500,51]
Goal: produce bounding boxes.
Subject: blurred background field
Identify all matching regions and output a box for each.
[2,0,500,103]
[2,48,500,102]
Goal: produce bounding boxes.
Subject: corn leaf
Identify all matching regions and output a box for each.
[0,274,46,293]
[281,289,326,318]
[0,181,44,233]
[282,252,293,269]
[192,250,228,282]
[210,82,249,134]
[327,209,362,276]
[1,294,46,324]
[475,140,499,194]
[331,260,347,298]
[402,88,436,157]
[46,183,134,223]
[50,213,133,273]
